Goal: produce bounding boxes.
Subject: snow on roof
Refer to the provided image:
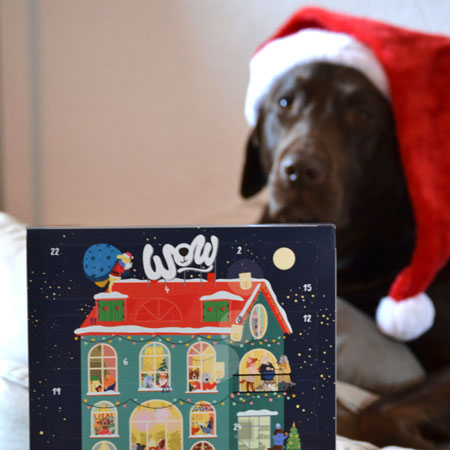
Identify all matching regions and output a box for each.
[237,409,279,417]
[200,291,244,302]
[257,279,293,334]
[94,292,128,300]
[236,283,261,320]
[115,278,209,284]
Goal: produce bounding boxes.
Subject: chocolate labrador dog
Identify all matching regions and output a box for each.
[241,62,450,450]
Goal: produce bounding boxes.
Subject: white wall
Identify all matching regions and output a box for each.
[1,0,449,225]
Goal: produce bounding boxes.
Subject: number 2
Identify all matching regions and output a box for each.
[236,246,243,255]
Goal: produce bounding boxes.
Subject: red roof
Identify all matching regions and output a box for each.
[75,275,292,336]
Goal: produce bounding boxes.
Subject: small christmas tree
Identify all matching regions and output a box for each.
[158,358,168,372]
[286,421,301,449]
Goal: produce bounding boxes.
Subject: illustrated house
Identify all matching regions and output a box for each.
[75,273,293,450]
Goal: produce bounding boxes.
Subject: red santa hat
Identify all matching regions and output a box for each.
[245,7,450,341]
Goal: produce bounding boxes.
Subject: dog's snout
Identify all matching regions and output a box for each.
[280,153,326,185]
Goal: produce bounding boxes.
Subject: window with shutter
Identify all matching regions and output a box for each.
[98,300,124,322]
[203,301,229,322]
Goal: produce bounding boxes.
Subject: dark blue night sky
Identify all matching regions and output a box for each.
[28,225,335,449]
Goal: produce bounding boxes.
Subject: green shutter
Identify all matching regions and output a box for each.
[203,301,229,322]
[98,300,125,322]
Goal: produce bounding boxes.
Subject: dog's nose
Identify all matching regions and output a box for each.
[280,154,326,185]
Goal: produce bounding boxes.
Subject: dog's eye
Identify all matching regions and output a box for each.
[355,106,374,124]
[279,96,293,109]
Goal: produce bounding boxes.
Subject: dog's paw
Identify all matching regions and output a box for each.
[359,400,437,450]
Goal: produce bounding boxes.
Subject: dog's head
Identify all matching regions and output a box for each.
[241,62,403,229]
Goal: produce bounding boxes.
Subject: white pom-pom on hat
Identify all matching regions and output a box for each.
[376,293,435,342]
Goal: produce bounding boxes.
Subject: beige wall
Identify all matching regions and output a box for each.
[1,0,449,226]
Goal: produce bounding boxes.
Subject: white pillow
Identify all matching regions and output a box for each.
[0,213,27,364]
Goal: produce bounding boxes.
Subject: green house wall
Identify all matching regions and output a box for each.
[80,292,286,450]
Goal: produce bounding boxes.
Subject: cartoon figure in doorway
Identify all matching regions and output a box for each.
[239,356,259,392]
[268,423,288,450]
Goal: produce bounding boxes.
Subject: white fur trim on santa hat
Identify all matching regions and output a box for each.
[376,293,435,342]
[245,29,390,127]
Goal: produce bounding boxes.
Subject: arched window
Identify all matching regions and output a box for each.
[190,401,216,437]
[139,343,171,391]
[249,304,268,339]
[187,342,217,393]
[238,349,278,392]
[91,401,118,438]
[88,344,118,394]
[190,442,215,450]
[92,442,118,450]
[129,400,182,450]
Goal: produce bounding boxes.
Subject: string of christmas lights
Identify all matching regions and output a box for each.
[83,389,294,410]
[76,334,286,346]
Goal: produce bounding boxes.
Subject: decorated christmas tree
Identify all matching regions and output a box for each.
[286,422,301,449]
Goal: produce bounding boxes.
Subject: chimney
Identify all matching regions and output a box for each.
[239,272,252,290]
[207,272,216,284]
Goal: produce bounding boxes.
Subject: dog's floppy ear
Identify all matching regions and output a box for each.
[240,129,267,198]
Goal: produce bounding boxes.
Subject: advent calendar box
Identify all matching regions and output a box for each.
[28,225,336,450]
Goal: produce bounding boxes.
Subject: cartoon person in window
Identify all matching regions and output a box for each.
[96,416,114,435]
[142,373,154,389]
[148,439,165,450]
[103,370,116,392]
[158,371,170,392]
[258,354,276,391]
[239,356,258,392]
[189,368,201,391]
[278,355,295,391]
[201,372,217,391]
[200,414,214,435]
